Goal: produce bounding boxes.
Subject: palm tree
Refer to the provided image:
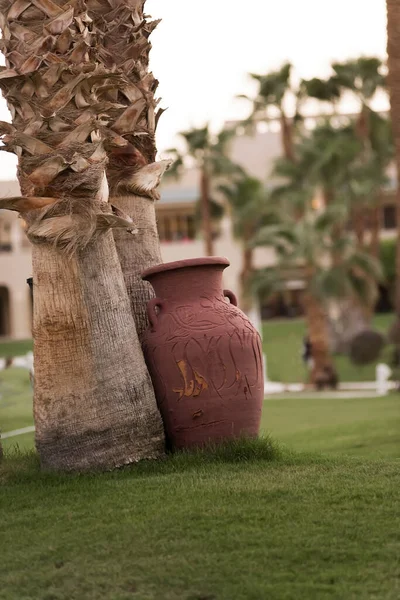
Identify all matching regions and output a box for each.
[303,57,388,250]
[88,3,171,340]
[352,112,394,256]
[0,0,164,470]
[386,0,400,344]
[292,122,363,206]
[331,58,385,137]
[240,63,299,161]
[219,176,273,312]
[272,121,387,347]
[166,126,242,256]
[303,57,385,130]
[300,76,342,111]
[253,207,382,385]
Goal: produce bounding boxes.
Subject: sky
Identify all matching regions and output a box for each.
[0,0,389,178]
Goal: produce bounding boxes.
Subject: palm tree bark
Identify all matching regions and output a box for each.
[32,237,164,470]
[200,168,214,256]
[324,187,370,346]
[302,289,338,386]
[112,195,162,340]
[0,0,165,469]
[280,112,295,162]
[387,0,400,317]
[352,204,366,247]
[369,203,381,259]
[240,229,254,313]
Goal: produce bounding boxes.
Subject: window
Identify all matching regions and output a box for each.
[383,205,396,230]
[157,213,197,242]
[0,286,10,335]
[0,218,12,252]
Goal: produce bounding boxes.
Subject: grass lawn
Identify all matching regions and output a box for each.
[1,324,400,599]
[264,393,400,459]
[263,313,394,383]
[0,367,32,433]
[1,441,399,600]
[0,338,32,358]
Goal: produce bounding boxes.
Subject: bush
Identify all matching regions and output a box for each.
[349,329,386,365]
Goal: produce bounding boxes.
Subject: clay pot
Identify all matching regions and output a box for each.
[141,257,264,450]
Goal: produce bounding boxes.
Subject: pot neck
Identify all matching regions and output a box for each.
[146,265,226,304]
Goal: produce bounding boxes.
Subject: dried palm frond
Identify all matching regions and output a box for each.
[0,196,56,212]
[87,0,169,198]
[115,159,173,199]
[0,0,139,252]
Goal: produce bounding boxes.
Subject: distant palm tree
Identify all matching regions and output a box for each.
[303,57,389,253]
[331,58,385,137]
[166,126,242,256]
[303,57,385,125]
[239,63,297,161]
[272,120,367,231]
[271,121,387,343]
[219,176,274,311]
[253,207,382,385]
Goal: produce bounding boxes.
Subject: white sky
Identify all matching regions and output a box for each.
[0,0,389,178]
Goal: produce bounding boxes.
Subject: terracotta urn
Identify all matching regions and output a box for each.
[141,257,264,450]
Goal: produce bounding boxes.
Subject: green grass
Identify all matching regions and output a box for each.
[0,338,32,358]
[263,313,393,383]
[0,367,33,433]
[0,440,399,600]
[264,393,400,459]
[1,326,399,599]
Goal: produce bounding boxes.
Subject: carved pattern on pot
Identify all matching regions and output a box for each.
[173,359,209,399]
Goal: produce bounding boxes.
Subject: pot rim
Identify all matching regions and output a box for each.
[142,256,230,280]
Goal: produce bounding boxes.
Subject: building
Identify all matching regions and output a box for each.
[0,124,397,339]
[0,179,32,338]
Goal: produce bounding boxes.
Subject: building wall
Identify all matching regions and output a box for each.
[0,211,32,339]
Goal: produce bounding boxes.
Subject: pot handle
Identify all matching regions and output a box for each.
[147,298,164,331]
[224,289,238,307]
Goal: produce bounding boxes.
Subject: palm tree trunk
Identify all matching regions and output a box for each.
[387,0,400,317]
[112,195,162,340]
[352,204,366,247]
[355,104,371,141]
[32,236,164,471]
[200,169,214,256]
[87,1,169,339]
[302,290,337,386]
[325,187,371,342]
[280,111,295,162]
[357,202,380,321]
[369,202,381,259]
[240,236,254,313]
